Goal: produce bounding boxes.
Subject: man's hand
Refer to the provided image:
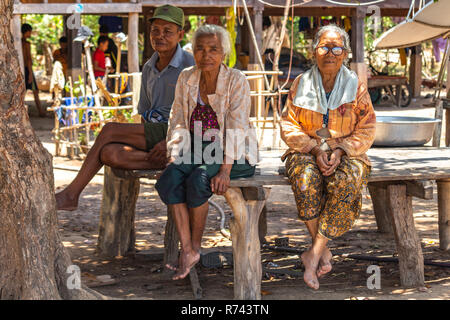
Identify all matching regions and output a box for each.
[147,140,167,168]
[211,165,232,196]
[322,148,345,176]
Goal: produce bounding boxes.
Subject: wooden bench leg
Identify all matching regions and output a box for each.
[258,205,268,244]
[368,183,393,234]
[387,184,425,287]
[97,166,140,258]
[163,205,203,299]
[163,205,179,268]
[437,179,450,251]
[224,187,271,300]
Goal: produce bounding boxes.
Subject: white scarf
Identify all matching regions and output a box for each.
[292,64,358,115]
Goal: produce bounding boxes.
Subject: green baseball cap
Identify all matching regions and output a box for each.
[149,5,185,29]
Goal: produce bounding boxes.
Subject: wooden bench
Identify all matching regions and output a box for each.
[97,147,450,299]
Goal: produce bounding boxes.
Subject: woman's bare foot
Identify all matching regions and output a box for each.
[301,250,320,290]
[172,249,200,281]
[55,190,79,211]
[165,253,180,271]
[165,263,177,271]
[317,248,333,278]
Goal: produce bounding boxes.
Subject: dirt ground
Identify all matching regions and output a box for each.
[28,91,450,300]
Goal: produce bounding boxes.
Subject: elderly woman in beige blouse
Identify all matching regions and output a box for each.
[156,24,257,280]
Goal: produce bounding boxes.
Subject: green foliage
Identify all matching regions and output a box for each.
[286,16,310,57]
[64,75,86,100]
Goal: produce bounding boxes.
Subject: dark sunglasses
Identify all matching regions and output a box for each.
[316,46,345,56]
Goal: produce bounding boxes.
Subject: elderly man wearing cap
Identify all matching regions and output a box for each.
[55,5,195,211]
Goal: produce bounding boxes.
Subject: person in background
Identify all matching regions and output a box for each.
[55,5,194,211]
[99,25,118,72]
[21,23,45,117]
[93,36,113,78]
[52,36,68,78]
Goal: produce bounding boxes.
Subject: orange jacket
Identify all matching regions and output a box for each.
[280,74,376,166]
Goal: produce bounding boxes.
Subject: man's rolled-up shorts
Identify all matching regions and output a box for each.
[144,122,168,151]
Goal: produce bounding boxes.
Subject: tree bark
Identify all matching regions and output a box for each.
[0,0,103,300]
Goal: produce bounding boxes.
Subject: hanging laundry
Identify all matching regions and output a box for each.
[398,48,407,66]
[343,17,351,32]
[432,37,446,62]
[298,17,310,32]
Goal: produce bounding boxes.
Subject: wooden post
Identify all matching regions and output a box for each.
[409,45,422,98]
[224,186,270,300]
[437,179,450,251]
[446,81,450,147]
[130,72,142,123]
[97,166,140,258]
[11,14,24,76]
[258,205,268,244]
[387,184,424,287]
[432,99,443,147]
[367,184,393,234]
[446,105,450,147]
[350,7,367,87]
[83,40,102,109]
[447,53,450,98]
[54,109,61,156]
[247,64,262,118]
[65,16,82,88]
[143,8,155,66]
[248,5,263,65]
[128,13,140,73]
[163,205,179,268]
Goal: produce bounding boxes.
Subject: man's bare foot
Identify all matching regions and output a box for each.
[172,249,200,281]
[317,248,333,278]
[301,250,320,290]
[55,191,79,211]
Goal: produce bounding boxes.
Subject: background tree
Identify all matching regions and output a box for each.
[0,0,103,300]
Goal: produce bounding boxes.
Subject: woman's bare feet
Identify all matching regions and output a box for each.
[172,249,200,280]
[317,248,333,278]
[165,253,180,271]
[301,250,320,290]
[166,247,201,271]
[55,190,79,211]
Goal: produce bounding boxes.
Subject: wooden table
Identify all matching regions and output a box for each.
[97,147,450,299]
[368,76,409,107]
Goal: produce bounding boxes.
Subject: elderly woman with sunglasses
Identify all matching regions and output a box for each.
[280,25,376,290]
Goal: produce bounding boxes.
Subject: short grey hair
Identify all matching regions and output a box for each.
[192,24,231,58]
[312,24,351,65]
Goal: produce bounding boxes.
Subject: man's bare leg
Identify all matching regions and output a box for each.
[100,143,164,170]
[55,122,149,210]
[170,203,201,281]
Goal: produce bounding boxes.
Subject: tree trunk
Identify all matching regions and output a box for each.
[0,0,103,300]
